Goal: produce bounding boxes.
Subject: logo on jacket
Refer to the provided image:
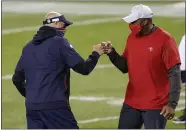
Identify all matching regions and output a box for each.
[70,44,73,48]
[148,47,153,52]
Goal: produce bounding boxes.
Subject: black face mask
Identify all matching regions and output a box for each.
[55,24,67,32]
[55,29,65,37]
[56,27,66,31]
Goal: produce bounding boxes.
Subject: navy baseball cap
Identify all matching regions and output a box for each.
[43,15,73,26]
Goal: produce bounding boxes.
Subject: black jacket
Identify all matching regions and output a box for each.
[12,26,100,110]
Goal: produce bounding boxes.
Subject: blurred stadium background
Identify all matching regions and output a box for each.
[2,0,185,129]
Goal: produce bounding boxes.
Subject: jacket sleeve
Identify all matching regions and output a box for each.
[107,48,128,73]
[72,51,100,75]
[168,64,181,109]
[59,38,100,75]
[12,54,26,97]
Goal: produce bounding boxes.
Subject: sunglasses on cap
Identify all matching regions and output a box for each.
[43,15,73,26]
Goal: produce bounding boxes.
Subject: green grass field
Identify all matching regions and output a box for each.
[2,9,185,129]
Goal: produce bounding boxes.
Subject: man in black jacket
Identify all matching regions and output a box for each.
[12,11,104,129]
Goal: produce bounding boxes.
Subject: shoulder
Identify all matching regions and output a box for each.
[127,33,134,40]
[179,35,185,47]
[126,33,134,45]
[180,35,185,42]
[52,36,66,43]
[157,27,175,41]
[155,27,177,48]
[22,40,33,52]
[182,34,185,39]
[52,36,74,50]
[51,36,69,46]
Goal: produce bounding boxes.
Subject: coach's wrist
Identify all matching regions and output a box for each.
[168,102,177,109]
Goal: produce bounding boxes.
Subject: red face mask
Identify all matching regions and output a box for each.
[129,24,142,35]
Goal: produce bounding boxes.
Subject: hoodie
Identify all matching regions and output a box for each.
[12,26,100,110]
[32,26,64,45]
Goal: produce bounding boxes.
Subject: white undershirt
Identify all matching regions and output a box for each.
[179,35,185,71]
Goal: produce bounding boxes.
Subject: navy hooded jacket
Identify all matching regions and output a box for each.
[12,26,100,110]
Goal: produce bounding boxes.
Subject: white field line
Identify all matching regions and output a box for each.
[107,99,185,106]
[69,96,185,105]
[77,99,184,124]
[78,107,185,124]
[2,17,120,35]
[1,94,185,125]
[2,64,114,80]
[70,96,115,101]
[78,116,119,124]
[175,107,185,112]
[69,95,185,109]
[77,106,186,124]
[2,2,185,17]
[180,92,185,96]
[77,105,186,124]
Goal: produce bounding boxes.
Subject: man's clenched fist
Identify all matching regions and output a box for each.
[93,41,113,55]
[93,44,104,55]
[101,41,113,54]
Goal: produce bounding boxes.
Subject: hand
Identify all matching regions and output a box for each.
[160,105,175,120]
[101,41,113,54]
[93,44,104,55]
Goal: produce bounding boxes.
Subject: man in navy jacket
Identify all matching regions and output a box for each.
[12,11,104,129]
